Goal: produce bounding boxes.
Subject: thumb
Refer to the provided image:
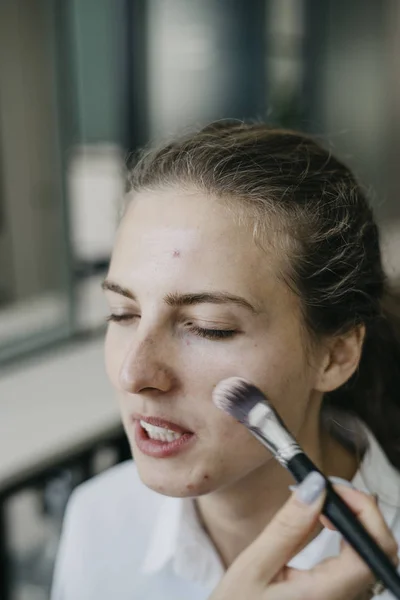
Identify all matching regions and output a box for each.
[237,471,327,583]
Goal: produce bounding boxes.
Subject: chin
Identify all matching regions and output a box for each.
[133,457,217,498]
[138,470,204,498]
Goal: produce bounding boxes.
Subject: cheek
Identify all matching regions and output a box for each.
[182,339,252,386]
[233,338,312,435]
[260,358,312,435]
[186,337,309,438]
[207,413,267,466]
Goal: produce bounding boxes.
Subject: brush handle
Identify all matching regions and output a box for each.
[288,452,400,599]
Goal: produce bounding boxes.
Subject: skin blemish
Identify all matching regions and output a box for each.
[172,249,181,258]
[186,483,194,491]
[203,474,210,480]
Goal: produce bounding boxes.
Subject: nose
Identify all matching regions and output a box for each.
[118,334,176,395]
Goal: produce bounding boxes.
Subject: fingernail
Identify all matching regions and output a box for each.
[329,476,355,489]
[290,476,354,493]
[295,472,326,505]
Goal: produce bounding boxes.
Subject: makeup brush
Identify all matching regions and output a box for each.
[212,377,400,599]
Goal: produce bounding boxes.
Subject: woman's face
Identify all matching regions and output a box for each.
[104,187,322,497]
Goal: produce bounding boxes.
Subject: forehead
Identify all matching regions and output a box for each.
[110,188,291,309]
[116,187,266,258]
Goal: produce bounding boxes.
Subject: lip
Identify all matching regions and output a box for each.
[131,414,193,434]
[133,419,195,458]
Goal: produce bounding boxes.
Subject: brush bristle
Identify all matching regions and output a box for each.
[212,377,269,424]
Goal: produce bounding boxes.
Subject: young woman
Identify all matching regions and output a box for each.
[51,122,400,600]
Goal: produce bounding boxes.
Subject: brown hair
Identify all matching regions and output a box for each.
[128,120,400,468]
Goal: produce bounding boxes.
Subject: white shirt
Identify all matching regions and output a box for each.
[51,428,400,600]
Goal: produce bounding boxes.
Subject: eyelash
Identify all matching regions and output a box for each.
[189,324,237,340]
[106,314,237,340]
[106,314,136,323]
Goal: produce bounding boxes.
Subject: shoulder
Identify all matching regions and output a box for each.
[69,459,143,507]
[71,459,141,500]
[356,428,400,547]
[51,461,164,599]
[57,460,166,559]
[358,428,400,508]
[65,460,163,533]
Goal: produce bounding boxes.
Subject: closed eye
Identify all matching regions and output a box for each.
[189,325,238,340]
[106,313,139,323]
[106,315,239,339]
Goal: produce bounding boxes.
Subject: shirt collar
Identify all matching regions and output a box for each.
[352,425,400,512]
[141,422,400,583]
[141,494,181,574]
[141,494,224,588]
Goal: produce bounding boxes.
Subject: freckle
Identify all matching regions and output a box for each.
[203,474,209,480]
[172,249,181,258]
[186,483,194,490]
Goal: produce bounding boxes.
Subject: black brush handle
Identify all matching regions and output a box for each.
[288,452,400,599]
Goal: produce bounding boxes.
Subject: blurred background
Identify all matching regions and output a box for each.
[0,0,399,598]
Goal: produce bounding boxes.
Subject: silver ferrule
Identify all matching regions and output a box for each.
[247,403,302,467]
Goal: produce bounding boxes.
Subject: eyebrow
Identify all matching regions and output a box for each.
[101,280,258,313]
[102,280,135,300]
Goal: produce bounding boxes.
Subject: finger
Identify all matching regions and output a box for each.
[319,490,380,532]
[301,486,399,599]
[318,477,356,531]
[234,471,326,583]
[320,515,335,530]
[331,485,398,564]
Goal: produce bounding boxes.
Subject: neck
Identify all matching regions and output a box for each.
[196,409,359,568]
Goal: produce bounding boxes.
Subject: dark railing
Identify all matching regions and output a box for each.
[0,428,131,600]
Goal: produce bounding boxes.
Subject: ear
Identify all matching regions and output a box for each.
[314,324,366,393]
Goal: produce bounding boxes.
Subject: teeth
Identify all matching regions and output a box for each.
[140,420,183,442]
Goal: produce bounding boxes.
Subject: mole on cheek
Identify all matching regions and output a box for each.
[172,249,181,258]
[203,474,210,480]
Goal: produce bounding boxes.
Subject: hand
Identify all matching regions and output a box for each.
[209,472,399,600]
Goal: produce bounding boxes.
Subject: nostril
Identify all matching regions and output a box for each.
[118,341,177,394]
